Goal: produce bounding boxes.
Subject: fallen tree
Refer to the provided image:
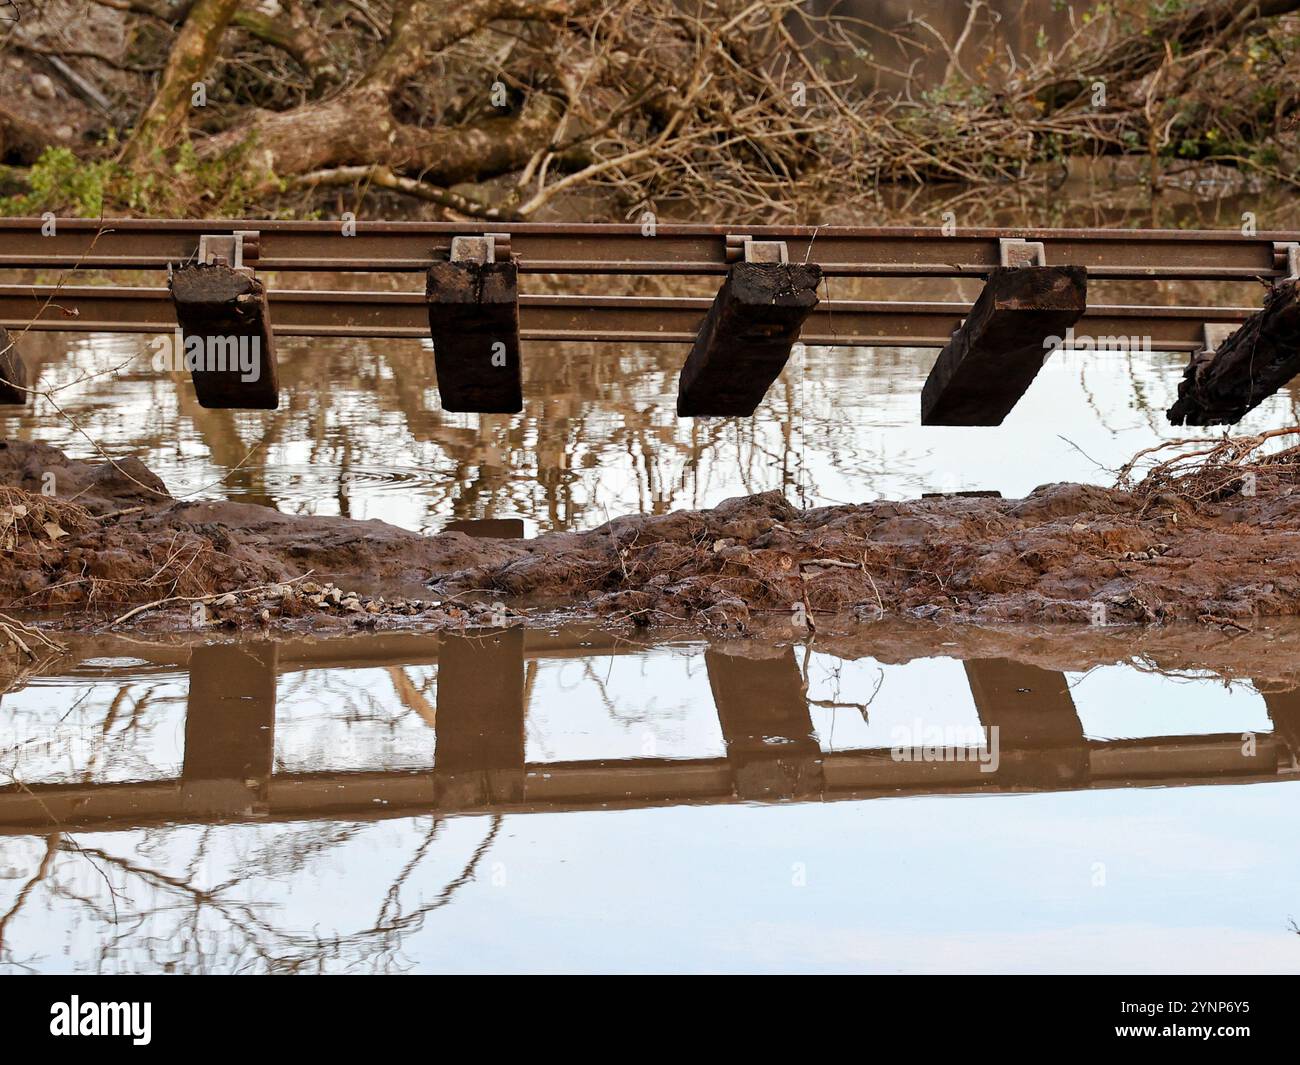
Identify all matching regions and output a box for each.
[120,0,242,164]
[181,0,1300,212]
[0,0,1295,218]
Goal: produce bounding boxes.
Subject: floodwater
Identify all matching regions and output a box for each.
[3,185,1300,972]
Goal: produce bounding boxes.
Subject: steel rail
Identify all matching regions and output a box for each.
[0,218,1296,280]
[0,284,1255,350]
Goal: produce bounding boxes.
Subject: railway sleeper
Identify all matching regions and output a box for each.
[1167,249,1300,426]
[677,242,822,417]
[426,233,523,414]
[168,233,280,410]
[921,264,1088,426]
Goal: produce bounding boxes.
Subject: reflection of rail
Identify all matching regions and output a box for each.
[0,285,1256,351]
[1,635,1296,834]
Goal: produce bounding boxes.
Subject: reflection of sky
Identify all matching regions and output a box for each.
[0,669,188,785]
[3,785,1299,973]
[1067,667,1271,741]
[806,655,1274,750]
[523,645,723,762]
[417,787,1300,973]
[274,665,440,774]
[1,643,1299,972]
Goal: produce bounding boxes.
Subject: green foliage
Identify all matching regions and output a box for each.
[0,138,262,218]
[0,147,114,216]
[919,81,994,109]
[1146,0,1191,18]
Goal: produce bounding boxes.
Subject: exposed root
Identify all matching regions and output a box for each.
[1117,426,1300,505]
[0,611,63,658]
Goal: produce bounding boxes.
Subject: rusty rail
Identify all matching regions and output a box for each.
[4,218,1293,416]
[0,284,1258,350]
[2,218,1297,280]
[0,733,1287,834]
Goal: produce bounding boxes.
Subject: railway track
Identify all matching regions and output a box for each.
[1,634,1294,832]
[1,218,1296,422]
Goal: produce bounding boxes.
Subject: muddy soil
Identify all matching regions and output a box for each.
[2,439,1299,636]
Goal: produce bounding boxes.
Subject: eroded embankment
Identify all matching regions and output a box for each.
[2,438,1299,634]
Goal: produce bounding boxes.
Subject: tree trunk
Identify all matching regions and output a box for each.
[197,0,596,193]
[1036,0,1300,111]
[233,3,338,91]
[204,88,562,194]
[0,105,60,164]
[121,0,241,163]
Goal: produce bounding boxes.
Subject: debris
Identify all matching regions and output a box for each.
[1168,279,1300,426]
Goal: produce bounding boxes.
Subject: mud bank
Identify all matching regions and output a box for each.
[444,481,1300,630]
[3,439,1300,634]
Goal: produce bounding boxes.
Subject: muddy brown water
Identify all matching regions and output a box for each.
[4,186,1300,972]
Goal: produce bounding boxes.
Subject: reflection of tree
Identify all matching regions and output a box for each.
[0,650,514,973]
[276,666,440,772]
[1,678,181,786]
[0,833,57,973]
[0,815,502,974]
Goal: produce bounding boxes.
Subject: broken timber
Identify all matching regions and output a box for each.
[677,261,822,417]
[426,234,523,414]
[443,517,525,539]
[921,265,1088,426]
[1167,279,1300,426]
[0,326,28,404]
[168,264,280,409]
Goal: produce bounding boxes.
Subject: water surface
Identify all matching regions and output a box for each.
[2,629,1299,973]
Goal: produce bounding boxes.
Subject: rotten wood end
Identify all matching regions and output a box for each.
[1168,279,1300,426]
[169,264,280,410]
[426,260,523,414]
